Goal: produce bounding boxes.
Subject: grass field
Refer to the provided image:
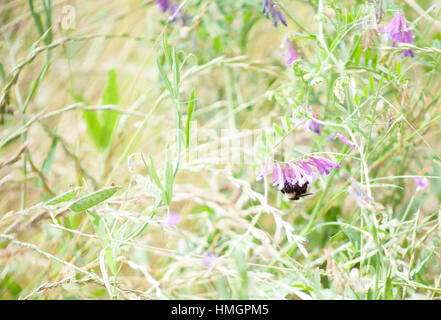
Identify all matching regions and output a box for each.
[1,0,441,300]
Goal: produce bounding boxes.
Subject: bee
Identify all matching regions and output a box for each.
[280,181,312,201]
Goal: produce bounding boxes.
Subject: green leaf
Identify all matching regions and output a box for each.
[41,138,57,176]
[1,274,22,298]
[396,61,402,74]
[100,69,120,148]
[354,92,360,106]
[105,246,117,275]
[164,145,174,206]
[364,85,369,98]
[146,155,164,192]
[280,116,291,132]
[37,137,57,188]
[42,0,52,45]
[410,251,433,279]
[23,63,49,113]
[28,0,44,35]
[274,124,283,137]
[172,48,180,98]
[157,59,174,98]
[185,89,195,148]
[343,226,361,250]
[369,74,375,93]
[371,52,378,70]
[83,111,102,147]
[99,247,114,298]
[334,102,349,115]
[353,45,363,65]
[291,283,313,291]
[364,48,371,66]
[134,174,161,199]
[69,187,119,212]
[384,270,394,300]
[87,210,105,239]
[70,91,103,148]
[0,63,6,85]
[162,35,173,67]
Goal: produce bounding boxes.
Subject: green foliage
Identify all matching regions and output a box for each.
[76,69,120,150]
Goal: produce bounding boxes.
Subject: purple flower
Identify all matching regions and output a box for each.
[156,0,184,23]
[156,0,169,12]
[330,133,357,148]
[281,40,300,67]
[256,156,339,200]
[272,161,285,190]
[161,212,181,227]
[292,104,323,136]
[307,120,322,136]
[380,11,415,58]
[262,0,287,27]
[414,177,430,190]
[202,253,217,267]
[307,156,340,175]
[258,156,339,191]
[256,160,269,181]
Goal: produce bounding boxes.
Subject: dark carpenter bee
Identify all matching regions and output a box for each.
[280,181,312,201]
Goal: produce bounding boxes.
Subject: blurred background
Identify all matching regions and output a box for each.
[1,0,440,299]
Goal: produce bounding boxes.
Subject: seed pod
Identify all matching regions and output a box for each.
[69,187,119,212]
[46,187,81,205]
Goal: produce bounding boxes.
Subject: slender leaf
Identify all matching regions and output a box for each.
[185,89,195,148]
[100,69,120,148]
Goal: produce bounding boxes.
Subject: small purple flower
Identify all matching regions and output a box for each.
[414,177,430,190]
[161,212,181,227]
[281,40,300,67]
[262,0,287,27]
[380,11,415,58]
[307,120,322,136]
[292,104,323,136]
[156,0,184,23]
[330,133,357,149]
[202,253,217,267]
[156,0,169,12]
[256,160,269,181]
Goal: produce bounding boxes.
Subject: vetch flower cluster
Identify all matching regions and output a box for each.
[380,11,415,58]
[257,156,340,194]
[262,0,287,27]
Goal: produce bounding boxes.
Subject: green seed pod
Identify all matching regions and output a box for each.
[46,187,81,205]
[69,187,120,212]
